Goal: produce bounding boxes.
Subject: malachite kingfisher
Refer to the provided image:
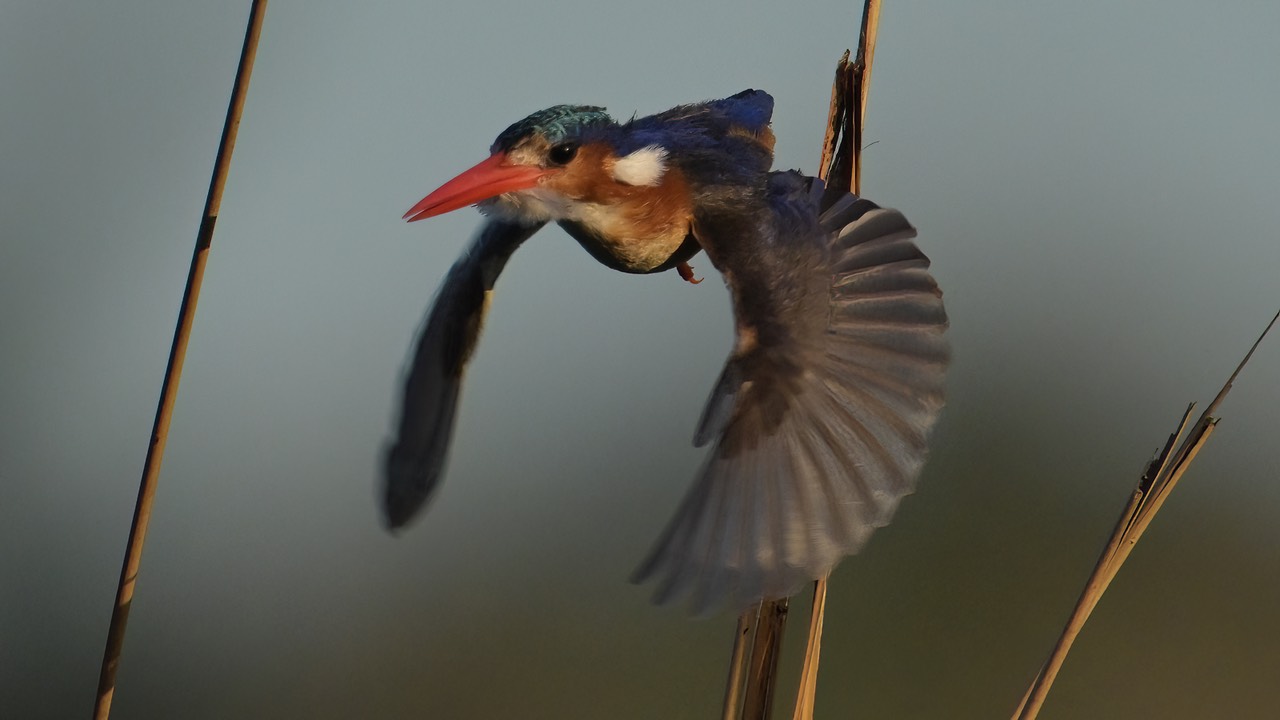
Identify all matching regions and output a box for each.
[384,90,949,613]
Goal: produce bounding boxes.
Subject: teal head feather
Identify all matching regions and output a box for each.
[490,105,613,152]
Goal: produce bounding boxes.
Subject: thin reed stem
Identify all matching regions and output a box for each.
[1013,309,1279,719]
[742,599,790,720]
[722,611,753,720]
[726,4,884,718]
[791,578,828,720]
[92,3,268,718]
[789,5,882,719]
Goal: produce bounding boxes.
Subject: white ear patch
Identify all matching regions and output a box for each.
[611,145,668,186]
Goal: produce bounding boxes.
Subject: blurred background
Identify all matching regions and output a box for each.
[3,1,1278,718]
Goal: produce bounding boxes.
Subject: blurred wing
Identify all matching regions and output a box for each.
[382,219,545,529]
[634,176,949,612]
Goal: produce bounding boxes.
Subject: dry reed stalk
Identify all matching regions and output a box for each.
[790,578,828,720]
[742,600,791,720]
[721,613,753,720]
[791,6,880,719]
[92,2,269,718]
[726,3,884,718]
[1012,308,1280,720]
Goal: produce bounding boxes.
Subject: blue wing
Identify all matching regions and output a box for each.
[703,89,774,134]
[617,91,775,183]
[382,219,545,529]
[633,174,950,613]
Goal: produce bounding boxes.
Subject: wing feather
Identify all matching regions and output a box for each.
[633,177,949,610]
[381,220,544,529]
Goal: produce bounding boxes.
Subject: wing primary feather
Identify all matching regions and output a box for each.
[381,219,544,530]
[797,416,865,545]
[693,362,741,447]
[690,457,738,615]
[636,183,950,611]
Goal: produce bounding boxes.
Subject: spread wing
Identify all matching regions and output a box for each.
[632,174,950,613]
[382,219,545,529]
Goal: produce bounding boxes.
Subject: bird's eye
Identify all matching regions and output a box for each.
[547,142,579,166]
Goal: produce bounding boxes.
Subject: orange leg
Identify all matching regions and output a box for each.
[677,261,703,284]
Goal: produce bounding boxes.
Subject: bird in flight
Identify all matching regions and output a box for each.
[384,90,949,613]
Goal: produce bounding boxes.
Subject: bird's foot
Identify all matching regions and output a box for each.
[677,262,703,284]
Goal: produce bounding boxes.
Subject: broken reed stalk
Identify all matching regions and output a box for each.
[792,6,881,718]
[742,601,792,720]
[1012,308,1280,720]
[721,614,753,720]
[91,2,268,718]
[725,3,883,719]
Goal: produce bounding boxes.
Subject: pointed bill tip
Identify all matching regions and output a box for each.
[403,153,550,222]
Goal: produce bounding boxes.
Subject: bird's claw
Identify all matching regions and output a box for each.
[677,262,703,284]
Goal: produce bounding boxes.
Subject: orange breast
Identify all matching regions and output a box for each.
[549,146,696,273]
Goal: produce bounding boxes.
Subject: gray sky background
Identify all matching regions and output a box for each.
[3,1,1278,718]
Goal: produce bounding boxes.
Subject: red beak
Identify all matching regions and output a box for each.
[403,153,551,222]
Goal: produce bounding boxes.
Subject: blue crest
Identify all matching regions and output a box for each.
[491,105,614,152]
